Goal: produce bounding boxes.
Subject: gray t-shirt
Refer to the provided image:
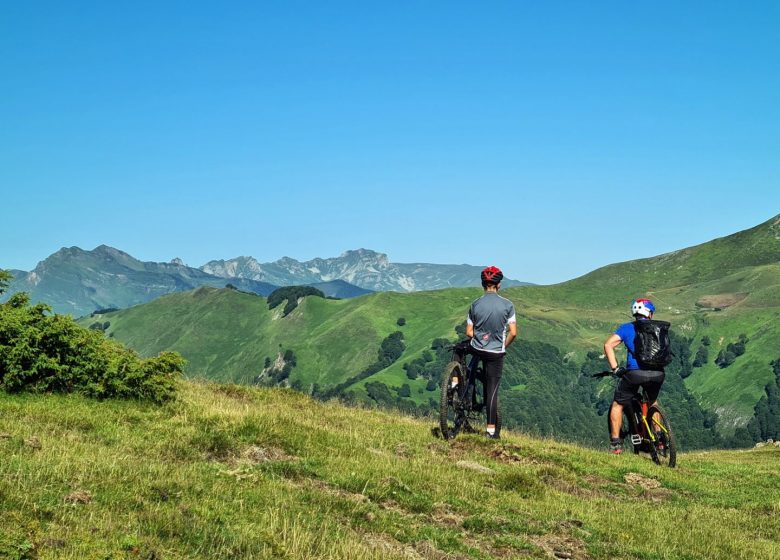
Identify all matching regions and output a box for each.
[467,292,517,354]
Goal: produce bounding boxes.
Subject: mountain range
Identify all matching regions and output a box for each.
[3,247,525,317]
[79,214,780,447]
[201,249,529,292]
[4,245,279,317]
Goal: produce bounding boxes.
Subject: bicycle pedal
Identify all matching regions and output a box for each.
[630,434,642,446]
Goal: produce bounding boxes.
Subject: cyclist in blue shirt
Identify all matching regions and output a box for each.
[603,298,666,454]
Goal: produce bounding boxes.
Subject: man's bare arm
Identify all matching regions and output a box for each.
[603,334,622,370]
[505,322,517,349]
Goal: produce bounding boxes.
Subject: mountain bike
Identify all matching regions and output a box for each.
[439,341,501,440]
[591,371,677,467]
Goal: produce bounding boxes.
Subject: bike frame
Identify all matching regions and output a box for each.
[451,343,484,414]
[593,371,672,453]
[625,396,667,449]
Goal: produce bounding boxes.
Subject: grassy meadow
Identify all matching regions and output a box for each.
[2,381,779,559]
[80,215,780,435]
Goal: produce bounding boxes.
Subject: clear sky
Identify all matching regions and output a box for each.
[2,2,778,284]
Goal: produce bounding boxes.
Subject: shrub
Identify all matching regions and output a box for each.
[397,317,406,326]
[715,349,736,369]
[397,383,411,398]
[692,346,709,368]
[0,291,183,402]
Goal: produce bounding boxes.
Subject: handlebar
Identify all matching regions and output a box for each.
[447,340,472,352]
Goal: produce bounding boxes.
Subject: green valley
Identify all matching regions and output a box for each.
[80,215,780,447]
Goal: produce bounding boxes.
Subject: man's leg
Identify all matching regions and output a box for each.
[610,401,624,439]
[610,373,638,453]
[641,371,665,441]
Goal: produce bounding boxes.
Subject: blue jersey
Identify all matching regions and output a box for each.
[614,320,647,370]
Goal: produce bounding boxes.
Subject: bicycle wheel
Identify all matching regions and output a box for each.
[439,361,469,440]
[647,404,677,468]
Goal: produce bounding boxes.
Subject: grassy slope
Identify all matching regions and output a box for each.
[86,215,780,426]
[1,383,779,560]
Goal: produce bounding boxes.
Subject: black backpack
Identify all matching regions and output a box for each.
[633,320,672,370]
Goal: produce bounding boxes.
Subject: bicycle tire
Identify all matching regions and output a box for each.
[647,404,677,468]
[439,361,468,440]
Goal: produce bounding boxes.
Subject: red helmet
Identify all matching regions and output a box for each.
[481,266,504,286]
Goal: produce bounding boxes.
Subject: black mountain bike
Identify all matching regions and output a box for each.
[592,371,677,467]
[439,341,501,440]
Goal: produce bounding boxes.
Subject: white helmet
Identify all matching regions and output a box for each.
[631,298,655,318]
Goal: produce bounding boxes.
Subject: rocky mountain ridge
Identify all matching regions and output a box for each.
[201,248,528,292]
[2,245,280,317]
[2,245,522,316]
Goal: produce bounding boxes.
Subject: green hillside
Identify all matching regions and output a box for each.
[80,215,780,443]
[2,382,779,559]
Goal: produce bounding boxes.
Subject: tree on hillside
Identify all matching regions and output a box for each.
[396,383,411,398]
[692,345,708,368]
[267,286,325,317]
[745,358,780,442]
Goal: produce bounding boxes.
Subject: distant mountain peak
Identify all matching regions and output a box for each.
[200,248,526,292]
[170,258,185,266]
[339,248,385,258]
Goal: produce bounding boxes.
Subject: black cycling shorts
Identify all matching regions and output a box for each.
[613,369,665,405]
[469,348,504,427]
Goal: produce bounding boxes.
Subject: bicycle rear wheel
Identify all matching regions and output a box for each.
[648,404,677,468]
[439,361,470,440]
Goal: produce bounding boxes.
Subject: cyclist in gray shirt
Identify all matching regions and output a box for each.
[466,266,517,438]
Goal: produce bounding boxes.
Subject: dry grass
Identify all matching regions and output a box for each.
[1,381,779,559]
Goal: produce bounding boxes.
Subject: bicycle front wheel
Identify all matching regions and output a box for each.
[439,361,468,440]
[647,404,677,468]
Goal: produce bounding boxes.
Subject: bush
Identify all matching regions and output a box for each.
[0,292,183,403]
[397,317,406,326]
[692,345,708,368]
[715,349,736,369]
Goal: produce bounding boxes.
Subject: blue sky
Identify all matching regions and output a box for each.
[2,2,778,284]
